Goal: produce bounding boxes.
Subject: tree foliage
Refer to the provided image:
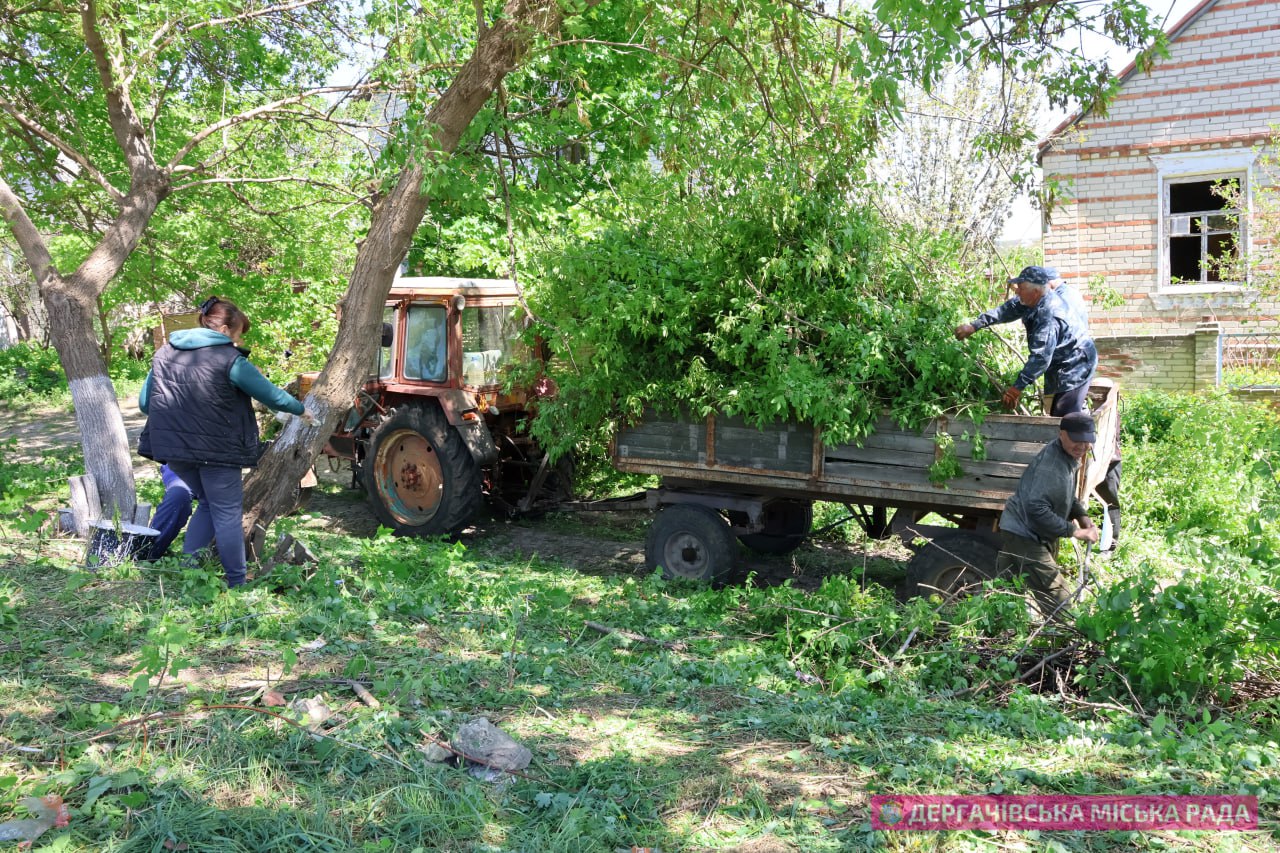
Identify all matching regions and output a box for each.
[873,66,1043,249]
[1,0,365,362]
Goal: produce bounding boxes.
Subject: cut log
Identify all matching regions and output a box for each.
[68,474,101,539]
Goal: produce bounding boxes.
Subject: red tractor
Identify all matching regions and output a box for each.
[304,277,567,536]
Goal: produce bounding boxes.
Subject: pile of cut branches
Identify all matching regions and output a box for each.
[525,178,1017,459]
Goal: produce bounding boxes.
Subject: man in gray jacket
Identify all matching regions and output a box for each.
[997,410,1100,617]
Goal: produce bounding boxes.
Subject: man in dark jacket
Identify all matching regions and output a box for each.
[955,265,1097,416]
[997,411,1101,618]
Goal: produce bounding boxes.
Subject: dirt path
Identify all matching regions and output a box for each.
[6,398,153,477]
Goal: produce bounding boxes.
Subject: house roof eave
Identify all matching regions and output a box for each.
[1034,0,1221,164]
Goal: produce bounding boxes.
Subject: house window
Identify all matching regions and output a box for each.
[1150,149,1258,294]
[1164,175,1243,285]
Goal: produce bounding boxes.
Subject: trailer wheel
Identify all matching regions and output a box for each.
[907,532,1001,602]
[646,504,736,583]
[363,404,482,536]
[729,500,813,555]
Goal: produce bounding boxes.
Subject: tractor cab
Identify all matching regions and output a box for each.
[310,277,566,537]
[373,277,530,409]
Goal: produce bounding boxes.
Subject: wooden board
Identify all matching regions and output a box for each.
[636,462,1010,514]
[614,415,707,464]
[821,461,1020,495]
[828,435,1048,466]
[713,414,813,474]
[821,446,1030,481]
[612,399,1110,517]
[150,311,202,350]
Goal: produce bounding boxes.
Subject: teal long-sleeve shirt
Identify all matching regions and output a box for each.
[139,328,304,416]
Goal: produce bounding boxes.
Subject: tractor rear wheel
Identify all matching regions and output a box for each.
[362,404,482,536]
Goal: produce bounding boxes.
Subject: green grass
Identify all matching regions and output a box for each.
[1,391,1279,851]
[2,529,1276,851]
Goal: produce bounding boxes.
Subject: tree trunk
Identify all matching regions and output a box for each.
[241,0,572,542]
[4,171,164,521]
[41,278,137,520]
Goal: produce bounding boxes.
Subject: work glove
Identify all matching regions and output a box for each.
[1001,385,1022,410]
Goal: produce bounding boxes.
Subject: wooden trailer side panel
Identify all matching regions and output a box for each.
[613,410,1063,515]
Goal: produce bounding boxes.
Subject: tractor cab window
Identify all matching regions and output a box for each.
[377,307,395,379]
[462,304,520,386]
[403,304,448,382]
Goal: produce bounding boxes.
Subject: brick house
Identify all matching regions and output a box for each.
[1038,0,1280,392]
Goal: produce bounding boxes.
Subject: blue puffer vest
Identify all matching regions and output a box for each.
[138,342,262,467]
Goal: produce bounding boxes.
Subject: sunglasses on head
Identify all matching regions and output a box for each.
[198,296,220,315]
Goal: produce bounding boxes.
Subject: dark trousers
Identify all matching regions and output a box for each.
[1048,380,1091,417]
[996,531,1075,618]
[140,464,194,560]
[166,461,247,587]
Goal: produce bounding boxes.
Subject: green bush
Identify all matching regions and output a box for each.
[1122,389,1280,559]
[0,341,153,405]
[1079,391,1280,705]
[525,177,1017,459]
[110,353,151,384]
[0,342,65,398]
[1078,550,1279,704]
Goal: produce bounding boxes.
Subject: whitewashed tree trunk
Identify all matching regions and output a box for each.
[41,278,140,519]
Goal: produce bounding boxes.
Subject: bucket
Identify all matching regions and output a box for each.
[85,520,161,569]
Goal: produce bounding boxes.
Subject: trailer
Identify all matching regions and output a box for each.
[611,381,1120,598]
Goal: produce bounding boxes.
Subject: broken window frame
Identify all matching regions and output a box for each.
[1163,173,1246,288]
[1151,149,1258,295]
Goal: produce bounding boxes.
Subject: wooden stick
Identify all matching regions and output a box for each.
[1017,641,1080,684]
[68,474,101,539]
[349,680,380,709]
[585,620,686,651]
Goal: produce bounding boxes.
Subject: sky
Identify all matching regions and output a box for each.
[1001,0,1209,242]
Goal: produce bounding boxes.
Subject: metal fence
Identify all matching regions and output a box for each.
[1219,331,1280,389]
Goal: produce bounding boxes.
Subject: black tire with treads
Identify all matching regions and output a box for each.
[645,504,737,583]
[362,404,481,536]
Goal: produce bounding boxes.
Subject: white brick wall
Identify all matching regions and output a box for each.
[1041,0,1280,347]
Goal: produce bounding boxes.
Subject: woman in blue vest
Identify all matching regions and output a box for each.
[138,297,309,587]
